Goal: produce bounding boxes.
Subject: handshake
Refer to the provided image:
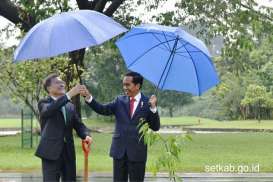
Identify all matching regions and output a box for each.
[66,84,91,100]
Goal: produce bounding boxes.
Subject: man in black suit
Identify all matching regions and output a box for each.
[81,71,160,182]
[35,73,92,182]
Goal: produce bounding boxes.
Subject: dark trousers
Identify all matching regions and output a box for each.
[42,144,76,182]
[113,154,146,182]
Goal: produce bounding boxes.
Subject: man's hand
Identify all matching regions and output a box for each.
[84,136,93,145]
[79,85,92,101]
[67,84,82,98]
[149,95,157,109]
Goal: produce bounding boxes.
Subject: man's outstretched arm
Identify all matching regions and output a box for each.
[81,85,117,116]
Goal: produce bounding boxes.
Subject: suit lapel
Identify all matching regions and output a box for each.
[123,94,146,120]
[125,96,130,118]
[48,96,68,124]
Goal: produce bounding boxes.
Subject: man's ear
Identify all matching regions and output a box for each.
[136,83,141,90]
[46,86,51,93]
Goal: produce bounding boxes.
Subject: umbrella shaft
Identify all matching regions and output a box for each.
[156,38,179,91]
[83,156,88,182]
[75,63,83,84]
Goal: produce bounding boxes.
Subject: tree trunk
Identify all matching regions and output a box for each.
[240,106,246,120]
[25,100,39,122]
[169,107,173,118]
[67,49,86,120]
[0,0,33,32]
[258,102,261,123]
[72,95,82,119]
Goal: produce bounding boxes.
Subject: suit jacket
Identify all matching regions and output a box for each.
[35,95,90,161]
[87,93,160,162]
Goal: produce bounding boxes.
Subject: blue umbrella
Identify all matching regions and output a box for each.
[14,10,127,62]
[116,24,220,96]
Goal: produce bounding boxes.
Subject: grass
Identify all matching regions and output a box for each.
[160,116,218,126]
[1,133,273,172]
[1,116,273,129]
[0,118,114,129]
[169,132,273,172]
[0,133,112,172]
[84,117,114,129]
[0,118,22,128]
[187,120,273,129]
[160,117,273,130]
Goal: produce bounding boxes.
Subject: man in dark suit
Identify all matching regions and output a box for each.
[35,73,92,182]
[81,71,160,182]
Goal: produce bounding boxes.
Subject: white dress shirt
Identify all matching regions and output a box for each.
[130,92,141,117]
[51,94,71,101]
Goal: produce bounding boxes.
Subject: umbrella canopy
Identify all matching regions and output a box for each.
[14,10,127,62]
[116,24,220,96]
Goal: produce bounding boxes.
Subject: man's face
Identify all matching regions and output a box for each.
[123,76,140,97]
[47,77,66,96]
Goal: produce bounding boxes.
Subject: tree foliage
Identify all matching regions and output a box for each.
[0,0,126,117]
[138,120,191,182]
[0,0,272,120]
[0,48,69,119]
[241,84,273,120]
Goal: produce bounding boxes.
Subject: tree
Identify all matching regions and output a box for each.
[173,1,273,120]
[249,35,273,91]
[0,48,69,120]
[158,91,193,117]
[82,42,126,102]
[0,93,21,117]
[0,0,125,117]
[138,117,192,182]
[241,84,273,121]
[214,73,246,120]
[0,0,124,31]
[80,42,127,118]
[1,0,272,120]
[213,33,273,120]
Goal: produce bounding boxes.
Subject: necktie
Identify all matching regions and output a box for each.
[61,106,67,124]
[129,97,135,117]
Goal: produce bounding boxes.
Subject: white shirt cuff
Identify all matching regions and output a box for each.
[86,95,93,103]
[66,94,71,100]
[150,107,157,113]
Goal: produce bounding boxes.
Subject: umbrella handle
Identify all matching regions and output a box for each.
[82,140,90,182]
[82,140,91,157]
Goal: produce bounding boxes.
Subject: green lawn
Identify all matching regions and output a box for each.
[1,133,273,172]
[0,118,114,129]
[187,120,273,129]
[2,116,273,129]
[160,117,273,129]
[160,116,218,126]
[0,118,22,128]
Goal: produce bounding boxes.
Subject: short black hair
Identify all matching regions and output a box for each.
[125,71,143,89]
[43,73,59,93]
